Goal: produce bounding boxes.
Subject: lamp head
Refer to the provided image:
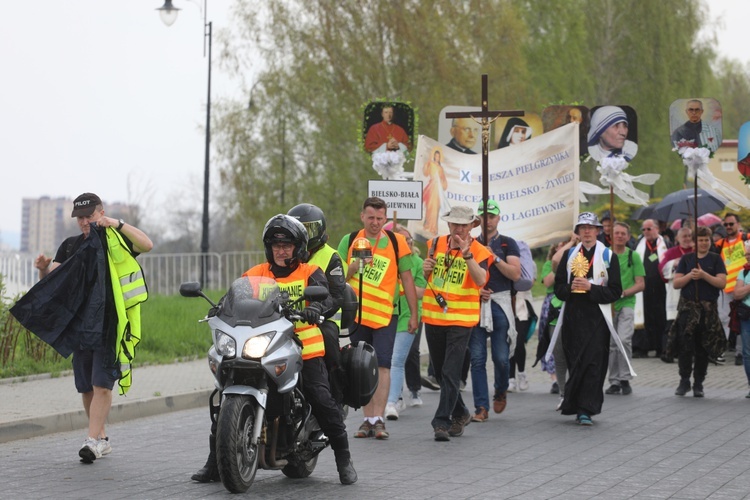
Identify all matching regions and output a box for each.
[351,238,373,260]
[157,0,180,26]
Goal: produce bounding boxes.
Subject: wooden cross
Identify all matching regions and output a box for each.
[445,74,524,239]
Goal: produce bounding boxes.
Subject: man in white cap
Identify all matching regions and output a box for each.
[422,205,492,441]
[587,106,638,162]
[545,212,623,425]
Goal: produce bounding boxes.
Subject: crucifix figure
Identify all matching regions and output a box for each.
[445,74,524,237]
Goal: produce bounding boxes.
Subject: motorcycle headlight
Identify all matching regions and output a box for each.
[242,332,276,359]
[214,329,236,358]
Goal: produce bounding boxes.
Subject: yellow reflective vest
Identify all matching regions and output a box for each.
[106,228,148,395]
[308,244,347,327]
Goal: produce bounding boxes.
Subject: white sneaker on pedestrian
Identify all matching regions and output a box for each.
[517,372,529,391]
[507,378,517,393]
[79,437,102,463]
[385,402,399,421]
[409,391,423,406]
[395,398,406,412]
[556,396,564,411]
[97,437,112,456]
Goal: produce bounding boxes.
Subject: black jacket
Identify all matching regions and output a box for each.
[10,228,108,359]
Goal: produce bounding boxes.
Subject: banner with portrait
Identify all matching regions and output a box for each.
[408,123,580,249]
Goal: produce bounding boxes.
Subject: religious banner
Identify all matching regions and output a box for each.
[738,121,750,182]
[669,98,722,153]
[360,100,416,180]
[408,123,580,249]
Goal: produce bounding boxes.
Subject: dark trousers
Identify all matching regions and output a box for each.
[404,324,422,393]
[425,324,471,429]
[302,357,346,438]
[678,334,709,385]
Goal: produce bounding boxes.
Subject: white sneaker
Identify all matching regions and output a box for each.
[79,437,102,463]
[395,398,406,412]
[409,391,423,406]
[517,372,529,391]
[556,396,564,411]
[97,437,112,456]
[507,378,517,393]
[385,402,399,421]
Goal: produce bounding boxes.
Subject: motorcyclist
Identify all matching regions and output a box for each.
[287,203,349,398]
[191,214,357,485]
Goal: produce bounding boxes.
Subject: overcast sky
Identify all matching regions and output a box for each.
[0,0,747,250]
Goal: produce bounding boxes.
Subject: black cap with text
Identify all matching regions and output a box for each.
[71,192,102,218]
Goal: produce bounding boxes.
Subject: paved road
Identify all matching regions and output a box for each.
[1,356,749,499]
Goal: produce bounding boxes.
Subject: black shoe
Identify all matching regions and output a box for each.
[337,459,358,485]
[632,350,646,359]
[605,384,621,395]
[693,384,704,398]
[421,375,440,391]
[550,382,559,394]
[191,463,220,483]
[434,427,450,441]
[675,379,691,396]
[620,381,632,395]
[736,355,743,366]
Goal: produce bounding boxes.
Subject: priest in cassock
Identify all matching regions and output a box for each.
[546,212,623,425]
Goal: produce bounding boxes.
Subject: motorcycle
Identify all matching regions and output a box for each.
[180,275,377,493]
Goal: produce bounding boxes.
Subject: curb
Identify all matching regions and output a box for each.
[0,389,212,444]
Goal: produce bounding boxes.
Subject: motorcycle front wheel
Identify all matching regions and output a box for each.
[216,395,260,493]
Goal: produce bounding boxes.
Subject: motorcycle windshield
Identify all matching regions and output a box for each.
[217,276,283,328]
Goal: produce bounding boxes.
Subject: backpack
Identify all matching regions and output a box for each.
[347,230,399,257]
[513,240,537,292]
[429,235,536,292]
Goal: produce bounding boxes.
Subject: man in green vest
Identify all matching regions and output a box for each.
[34,192,153,463]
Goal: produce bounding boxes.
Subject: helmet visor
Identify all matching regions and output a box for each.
[301,220,324,241]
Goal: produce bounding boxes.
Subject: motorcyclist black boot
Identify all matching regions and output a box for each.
[191,435,220,482]
[330,432,357,485]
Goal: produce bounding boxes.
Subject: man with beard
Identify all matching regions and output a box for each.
[714,213,748,365]
[634,219,668,357]
[546,212,622,425]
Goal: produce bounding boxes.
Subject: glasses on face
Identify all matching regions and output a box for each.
[724,222,735,227]
[686,108,703,113]
[458,127,479,135]
[272,243,294,252]
[641,227,652,232]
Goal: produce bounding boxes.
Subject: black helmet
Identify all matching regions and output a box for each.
[287,203,328,252]
[262,214,310,267]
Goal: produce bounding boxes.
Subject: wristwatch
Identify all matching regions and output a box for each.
[117,219,125,231]
[462,251,474,260]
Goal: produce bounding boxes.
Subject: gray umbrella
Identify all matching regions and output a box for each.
[650,188,725,223]
[630,203,657,221]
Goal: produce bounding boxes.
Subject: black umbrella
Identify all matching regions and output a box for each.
[630,203,657,221]
[650,188,725,223]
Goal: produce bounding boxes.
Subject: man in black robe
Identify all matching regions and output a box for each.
[553,212,622,425]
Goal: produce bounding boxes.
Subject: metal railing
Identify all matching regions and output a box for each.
[0,251,266,297]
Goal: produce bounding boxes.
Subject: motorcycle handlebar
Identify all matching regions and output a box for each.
[287,313,325,325]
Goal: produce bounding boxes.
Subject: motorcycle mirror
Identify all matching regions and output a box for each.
[179,281,203,297]
[303,285,329,303]
[179,281,218,307]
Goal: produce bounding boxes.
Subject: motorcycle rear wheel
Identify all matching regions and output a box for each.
[282,455,318,478]
[216,395,260,493]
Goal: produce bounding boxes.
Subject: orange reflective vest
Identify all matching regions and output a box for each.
[243,263,325,360]
[344,230,410,329]
[422,236,492,327]
[717,234,747,293]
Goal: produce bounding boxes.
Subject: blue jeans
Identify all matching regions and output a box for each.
[741,319,750,386]
[469,301,510,411]
[388,330,416,404]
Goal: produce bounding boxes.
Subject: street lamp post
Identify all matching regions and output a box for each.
[157,0,212,288]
